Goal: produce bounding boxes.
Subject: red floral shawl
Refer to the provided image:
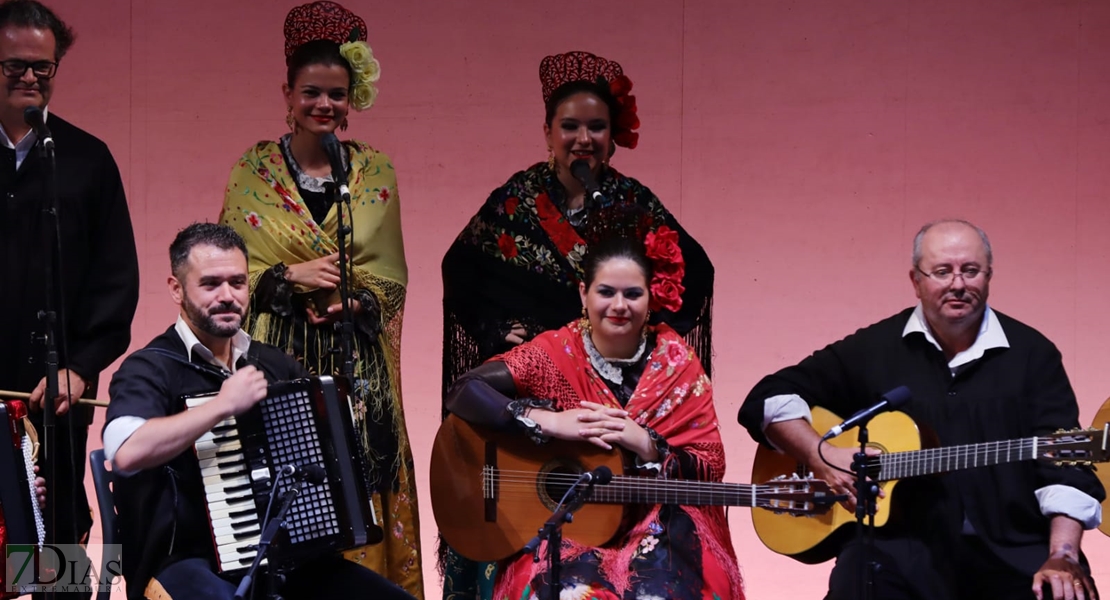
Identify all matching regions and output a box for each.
[492,321,743,600]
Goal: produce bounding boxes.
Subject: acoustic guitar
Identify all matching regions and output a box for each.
[432,414,838,562]
[1093,397,1110,538]
[751,406,1110,564]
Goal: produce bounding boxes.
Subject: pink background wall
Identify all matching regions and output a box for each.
[35,0,1110,597]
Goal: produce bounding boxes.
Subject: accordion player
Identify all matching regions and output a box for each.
[185,376,383,576]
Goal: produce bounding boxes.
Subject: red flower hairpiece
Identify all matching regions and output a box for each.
[539,51,641,150]
[609,75,640,149]
[644,226,684,312]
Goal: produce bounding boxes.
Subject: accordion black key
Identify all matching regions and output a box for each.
[187,376,382,575]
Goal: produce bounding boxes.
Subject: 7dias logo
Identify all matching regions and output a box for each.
[5,544,123,595]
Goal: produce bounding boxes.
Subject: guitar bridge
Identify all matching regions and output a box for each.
[483,440,497,522]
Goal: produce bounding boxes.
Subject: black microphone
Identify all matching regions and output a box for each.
[581,465,612,485]
[821,386,912,440]
[569,159,605,205]
[280,463,327,485]
[23,106,53,151]
[320,132,350,203]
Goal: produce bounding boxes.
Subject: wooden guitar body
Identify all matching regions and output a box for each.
[1093,397,1110,538]
[750,406,923,564]
[431,415,625,562]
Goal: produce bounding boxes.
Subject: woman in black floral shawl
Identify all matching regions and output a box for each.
[438,50,715,600]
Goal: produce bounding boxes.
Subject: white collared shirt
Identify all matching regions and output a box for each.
[901,303,1009,374]
[0,106,47,170]
[173,315,251,373]
[103,316,252,475]
[761,305,1101,529]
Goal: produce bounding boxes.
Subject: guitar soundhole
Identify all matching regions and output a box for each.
[537,459,584,512]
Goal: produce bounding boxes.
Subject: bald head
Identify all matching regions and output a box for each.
[912,220,992,270]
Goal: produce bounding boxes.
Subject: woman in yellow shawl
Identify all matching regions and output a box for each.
[218,2,422,597]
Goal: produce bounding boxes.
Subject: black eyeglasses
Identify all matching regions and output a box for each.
[0,59,58,79]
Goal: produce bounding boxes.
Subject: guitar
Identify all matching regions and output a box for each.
[1092,397,1110,538]
[751,406,1110,564]
[431,414,838,562]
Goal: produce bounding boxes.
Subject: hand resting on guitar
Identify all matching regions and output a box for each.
[532,400,659,462]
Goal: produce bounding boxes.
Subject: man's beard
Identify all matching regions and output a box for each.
[182,292,243,338]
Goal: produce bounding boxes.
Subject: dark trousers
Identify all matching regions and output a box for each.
[826,534,1098,600]
[31,405,93,600]
[153,555,416,600]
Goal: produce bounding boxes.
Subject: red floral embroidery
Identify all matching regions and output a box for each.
[505,196,520,216]
[246,212,262,229]
[498,233,518,259]
[377,186,391,203]
[664,339,688,368]
[534,193,583,255]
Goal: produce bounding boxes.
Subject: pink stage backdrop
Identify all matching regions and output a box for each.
[35,0,1110,598]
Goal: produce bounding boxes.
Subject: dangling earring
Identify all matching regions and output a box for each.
[580,305,591,333]
[286,106,295,131]
[340,117,349,131]
[641,309,651,340]
[547,147,555,171]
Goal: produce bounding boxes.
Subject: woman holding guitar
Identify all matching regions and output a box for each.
[444,208,743,600]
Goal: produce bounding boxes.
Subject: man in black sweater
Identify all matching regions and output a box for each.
[739,220,1104,600]
[104,224,412,600]
[0,3,138,598]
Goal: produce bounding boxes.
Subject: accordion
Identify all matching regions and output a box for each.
[0,400,45,599]
[187,376,382,575]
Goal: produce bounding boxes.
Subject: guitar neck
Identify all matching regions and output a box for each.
[874,436,1041,480]
[587,476,768,508]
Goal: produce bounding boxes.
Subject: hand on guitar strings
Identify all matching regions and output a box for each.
[814,442,884,513]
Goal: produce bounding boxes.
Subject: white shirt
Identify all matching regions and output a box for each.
[0,107,47,171]
[761,305,1101,529]
[102,316,252,475]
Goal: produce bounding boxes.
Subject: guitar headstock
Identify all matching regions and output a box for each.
[756,474,844,516]
[1041,424,1110,466]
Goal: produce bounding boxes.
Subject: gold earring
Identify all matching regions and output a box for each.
[286,106,295,131]
[547,148,555,171]
[340,117,349,131]
[580,306,591,333]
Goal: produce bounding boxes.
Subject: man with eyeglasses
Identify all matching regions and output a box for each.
[0,2,138,599]
[738,220,1103,600]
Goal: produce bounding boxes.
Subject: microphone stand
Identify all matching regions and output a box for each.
[32,129,66,600]
[324,179,356,385]
[522,475,602,600]
[852,422,880,600]
[234,476,310,600]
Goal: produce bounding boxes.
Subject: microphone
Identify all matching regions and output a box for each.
[23,106,53,151]
[320,132,351,203]
[569,159,605,205]
[821,386,912,440]
[580,465,612,485]
[280,463,327,485]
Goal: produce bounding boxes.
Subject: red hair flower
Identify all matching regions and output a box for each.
[645,225,685,312]
[609,75,640,149]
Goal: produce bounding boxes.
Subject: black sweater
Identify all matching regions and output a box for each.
[738,307,1105,574]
